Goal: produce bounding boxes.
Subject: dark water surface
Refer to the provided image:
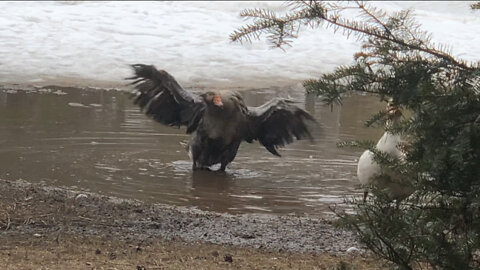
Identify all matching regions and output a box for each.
[0,85,384,216]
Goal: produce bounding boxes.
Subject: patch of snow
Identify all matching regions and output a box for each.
[0,1,478,89]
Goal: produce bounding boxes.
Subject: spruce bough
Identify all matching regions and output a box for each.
[232,1,480,269]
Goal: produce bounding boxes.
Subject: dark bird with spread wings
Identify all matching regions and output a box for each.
[128,64,316,171]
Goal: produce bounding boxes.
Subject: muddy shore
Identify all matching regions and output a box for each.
[0,178,383,269]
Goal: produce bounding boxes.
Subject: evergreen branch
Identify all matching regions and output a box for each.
[319,4,473,70]
[233,2,480,268]
[355,0,392,37]
[363,207,414,269]
[231,0,476,70]
[336,139,376,150]
[365,110,387,128]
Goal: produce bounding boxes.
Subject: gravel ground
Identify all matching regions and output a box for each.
[0,179,386,269]
[0,179,361,254]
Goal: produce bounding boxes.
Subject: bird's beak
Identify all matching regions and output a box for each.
[213,94,223,107]
[387,104,401,118]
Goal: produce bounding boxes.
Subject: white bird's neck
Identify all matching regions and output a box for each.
[376,117,403,157]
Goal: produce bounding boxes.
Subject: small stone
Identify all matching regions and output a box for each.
[211,250,219,257]
[33,233,42,238]
[224,254,233,263]
[95,249,101,255]
[75,194,88,200]
[346,247,359,253]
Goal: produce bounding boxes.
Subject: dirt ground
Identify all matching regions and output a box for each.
[0,179,386,269]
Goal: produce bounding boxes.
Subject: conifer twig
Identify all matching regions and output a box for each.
[231,0,475,70]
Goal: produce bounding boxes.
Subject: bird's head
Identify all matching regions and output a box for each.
[386,100,402,120]
[202,91,224,109]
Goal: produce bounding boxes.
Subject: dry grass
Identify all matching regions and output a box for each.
[0,234,384,270]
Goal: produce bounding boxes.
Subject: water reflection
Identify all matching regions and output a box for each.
[0,85,384,216]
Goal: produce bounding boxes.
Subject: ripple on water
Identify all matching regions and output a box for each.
[0,86,385,216]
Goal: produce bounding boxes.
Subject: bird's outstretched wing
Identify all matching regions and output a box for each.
[127,64,205,133]
[245,98,316,156]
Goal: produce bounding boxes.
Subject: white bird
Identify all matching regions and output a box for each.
[357,101,412,201]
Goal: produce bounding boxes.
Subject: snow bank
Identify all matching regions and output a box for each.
[0,1,478,89]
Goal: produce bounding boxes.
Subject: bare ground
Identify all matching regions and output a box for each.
[0,179,386,269]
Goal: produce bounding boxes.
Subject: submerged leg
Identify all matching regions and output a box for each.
[216,142,239,172]
[192,162,212,171]
[192,161,198,171]
[218,162,227,172]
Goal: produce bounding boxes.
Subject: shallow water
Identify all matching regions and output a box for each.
[0,85,384,216]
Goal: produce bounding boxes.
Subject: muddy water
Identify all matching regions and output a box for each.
[0,85,384,216]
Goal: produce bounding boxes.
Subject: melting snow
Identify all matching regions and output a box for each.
[0,1,478,89]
